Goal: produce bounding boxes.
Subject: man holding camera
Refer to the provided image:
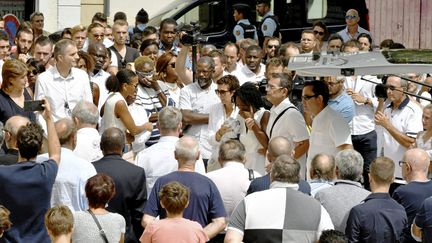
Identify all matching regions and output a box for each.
[375,75,423,183]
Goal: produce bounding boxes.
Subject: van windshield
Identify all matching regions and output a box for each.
[148,0,194,26]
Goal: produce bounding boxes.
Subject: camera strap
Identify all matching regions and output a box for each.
[269,106,297,138]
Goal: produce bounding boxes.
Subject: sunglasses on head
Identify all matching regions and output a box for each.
[313,30,325,36]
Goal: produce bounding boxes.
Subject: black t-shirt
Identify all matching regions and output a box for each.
[0,89,36,124]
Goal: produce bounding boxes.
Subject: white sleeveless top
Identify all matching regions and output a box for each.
[102,92,127,133]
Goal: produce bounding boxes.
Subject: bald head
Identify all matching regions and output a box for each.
[55,118,77,147]
[310,154,335,181]
[4,116,30,149]
[403,148,430,180]
[100,127,125,155]
[175,136,200,163]
[267,136,295,163]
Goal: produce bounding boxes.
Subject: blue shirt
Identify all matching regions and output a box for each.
[415,196,432,243]
[0,159,58,243]
[144,171,226,227]
[337,26,371,42]
[233,19,258,41]
[346,193,407,243]
[328,92,355,123]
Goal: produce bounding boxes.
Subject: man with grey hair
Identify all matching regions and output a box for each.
[315,149,370,232]
[143,136,227,241]
[247,136,311,195]
[37,118,97,211]
[324,76,355,124]
[206,140,261,241]
[72,100,103,162]
[135,106,205,194]
[225,154,334,243]
[35,39,93,122]
[375,75,422,181]
[309,153,336,197]
[0,116,29,165]
[179,56,219,166]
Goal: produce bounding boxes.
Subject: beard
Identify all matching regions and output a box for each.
[197,77,210,89]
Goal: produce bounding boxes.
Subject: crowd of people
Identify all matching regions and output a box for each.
[0,1,431,243]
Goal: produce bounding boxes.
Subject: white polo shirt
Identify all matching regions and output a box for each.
[380,97,423,178]
[307,106,352,174]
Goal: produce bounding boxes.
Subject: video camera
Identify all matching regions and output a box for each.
[375,75,389,99]
[177,21,207,46]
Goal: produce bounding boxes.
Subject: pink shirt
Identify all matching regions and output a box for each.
[140,218,209,243]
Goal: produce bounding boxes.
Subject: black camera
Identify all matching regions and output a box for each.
[178,21,207,45]
[375,75,388,99]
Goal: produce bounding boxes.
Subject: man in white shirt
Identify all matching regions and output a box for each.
[266,73,310,178]
[302,81,353,177]
[224,42,241,75]
[179,56,219,164]
[35,39,93,122]
[236,45,265,85]
[135,107,205,195]
[87,41,110,110]
[32,36,53,70]
[37,118,96,211]
[375,75,423,181]
[72,100,103,162]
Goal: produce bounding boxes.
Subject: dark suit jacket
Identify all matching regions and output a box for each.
[0,149,18,165]
[93,154,147,243]
[246,173,311,195]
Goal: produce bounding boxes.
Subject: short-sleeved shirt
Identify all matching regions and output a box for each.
[260,12,278,37]
[380,97,423,178]
[144,171,226,227]
[0,159,58,243]
[328,92,356,124]
[337,26,372,42]
[233,19,258,41]
[414,196,432,242]
[0,89,36,124]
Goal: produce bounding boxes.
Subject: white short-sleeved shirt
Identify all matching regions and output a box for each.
[179,82,219,159]
[307,106,352,173]
[90,69,110,111]
[380,98,423,178]
[233,19,258,41]
[261,12,278,37]
[35,66,93,121]
[235,63,266,85]
[135,136,206,195]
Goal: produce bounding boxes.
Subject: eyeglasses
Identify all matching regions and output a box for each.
[267,45,279,49]
[92,34,105,39]
[168,62,176,68]
[345,15,358,20]
[314,30,325,36]
[27,69,38,76]
[302,94,318,100]
[215,89,230,95]
[137,70,154,78]
[399,160,409,167]
[265,85,283,92]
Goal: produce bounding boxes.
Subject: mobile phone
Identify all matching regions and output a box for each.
[24,100,45,112]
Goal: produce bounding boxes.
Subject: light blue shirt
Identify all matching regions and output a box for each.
[261,11,277,37]
[337,26,371,42]
[37,148,97,211]
[233,19,258,41]
[328,92,356,123]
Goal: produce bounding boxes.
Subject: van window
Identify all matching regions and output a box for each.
[307,0,327,20]
[177,1,227,34]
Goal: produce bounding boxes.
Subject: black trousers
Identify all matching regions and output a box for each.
[352,130,377,191]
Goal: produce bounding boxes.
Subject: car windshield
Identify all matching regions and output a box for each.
[148,0,194,26]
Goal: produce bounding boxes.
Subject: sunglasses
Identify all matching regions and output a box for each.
[267,45,279,49]
[345,15,358,20]
[302,94,318,100]
[27,69,38,76]
[168,63,176,68]
[313,30,325,36]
